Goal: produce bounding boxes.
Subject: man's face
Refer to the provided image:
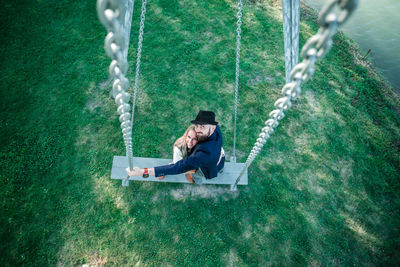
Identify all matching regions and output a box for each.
[194,124,211,142]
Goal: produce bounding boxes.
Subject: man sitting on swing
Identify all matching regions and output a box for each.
[126,110,225,184]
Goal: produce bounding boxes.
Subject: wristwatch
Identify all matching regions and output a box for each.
[142,168,149,178]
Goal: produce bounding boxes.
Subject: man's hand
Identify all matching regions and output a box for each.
[126,167,143,176]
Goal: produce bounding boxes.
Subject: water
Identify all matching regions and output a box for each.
[304,0,400,91]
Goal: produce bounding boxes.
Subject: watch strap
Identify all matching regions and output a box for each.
[142,168,149,178]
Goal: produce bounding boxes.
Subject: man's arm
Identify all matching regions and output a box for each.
[154,148,210,177]
[125,137,222,178]
[126,167,155,176]
[125,149,210,177]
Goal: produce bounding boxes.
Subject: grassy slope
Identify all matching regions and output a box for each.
[1,0,399,265]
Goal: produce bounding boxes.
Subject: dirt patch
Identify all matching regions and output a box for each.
[221,248,240,267]
[305,90,320,113]
[170,184,239,201]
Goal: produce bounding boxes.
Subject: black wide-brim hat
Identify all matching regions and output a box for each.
[191,110,218,125]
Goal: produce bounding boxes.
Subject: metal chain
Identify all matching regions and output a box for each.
[130,0,147,128]
[290,0,300,74]
[123,0,135,60]
[97,0,134,170]
[232,0,359,190]
[232,0,243,163]
[282,0,300,82]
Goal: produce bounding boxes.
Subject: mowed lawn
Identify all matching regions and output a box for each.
[1,0,399,265]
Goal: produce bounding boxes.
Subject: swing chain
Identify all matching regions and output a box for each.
[97,0,134,170]
[319,0,359,26]
[232,0,358,188]
[232,0,243,163]
[131,0,147,128]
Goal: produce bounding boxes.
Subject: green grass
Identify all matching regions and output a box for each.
[1,0,399,265]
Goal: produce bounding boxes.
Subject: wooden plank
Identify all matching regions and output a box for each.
[111,156,248,185]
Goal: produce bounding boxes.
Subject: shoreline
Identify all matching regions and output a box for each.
[300,0,400,102]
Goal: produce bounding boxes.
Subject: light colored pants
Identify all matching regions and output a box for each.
[193,168,205,185]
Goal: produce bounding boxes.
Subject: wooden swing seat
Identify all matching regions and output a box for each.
[111,156,248,186]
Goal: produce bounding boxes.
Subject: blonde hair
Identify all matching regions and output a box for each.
[174,125,196,159]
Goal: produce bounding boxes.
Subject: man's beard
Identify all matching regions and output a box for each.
[197,128,210,142]
[197,134,208,142]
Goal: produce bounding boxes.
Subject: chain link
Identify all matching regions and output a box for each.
[131,0,147,128]
[319,0,359,26]
[232,0,358,189]
[232,0,243,163]
[97,0,134,170]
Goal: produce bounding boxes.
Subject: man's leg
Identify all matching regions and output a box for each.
[192,168,205,185]
[185,168,205,184]
[185,170,196,183]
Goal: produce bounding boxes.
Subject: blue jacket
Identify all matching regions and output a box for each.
[154,125,224,179]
